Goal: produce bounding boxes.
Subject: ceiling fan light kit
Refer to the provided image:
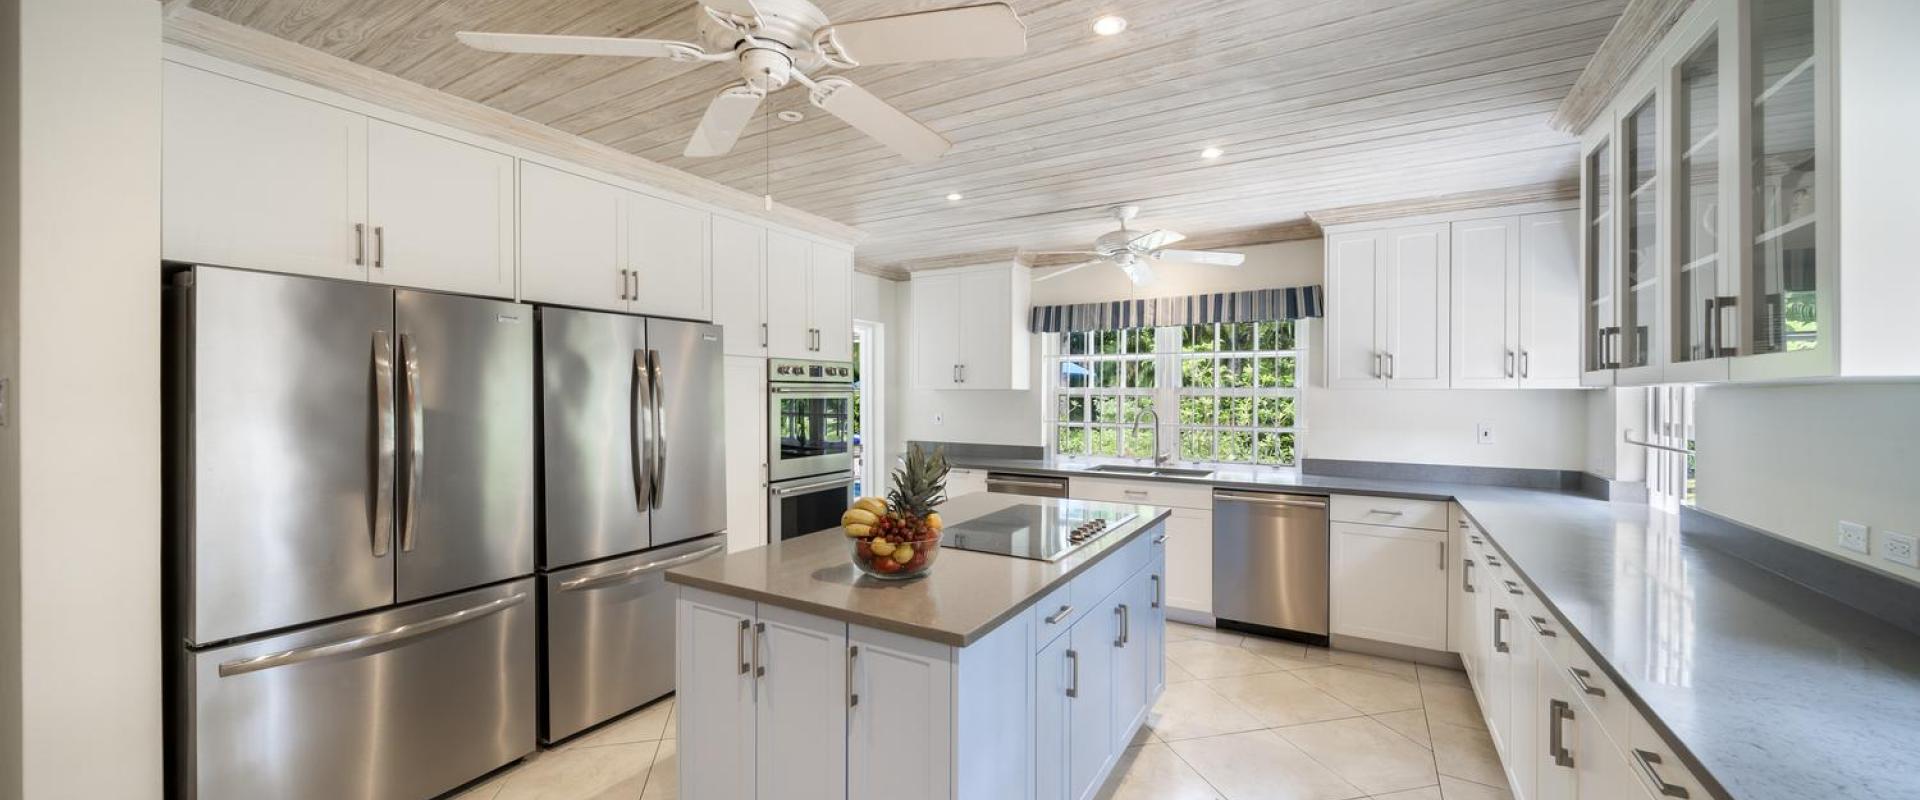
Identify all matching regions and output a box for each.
[1030,205,1249,286]
[458,0,1027,165]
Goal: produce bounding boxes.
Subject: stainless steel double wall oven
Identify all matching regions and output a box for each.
[767,357,857,540]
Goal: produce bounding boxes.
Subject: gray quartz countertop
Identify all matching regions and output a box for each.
[949,457,1920,800]
[666,492,1171,647]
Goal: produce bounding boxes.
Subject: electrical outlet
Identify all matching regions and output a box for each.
[1475,422,1495,445]
[1879,531,1918,568]
[1838,521,1870,554]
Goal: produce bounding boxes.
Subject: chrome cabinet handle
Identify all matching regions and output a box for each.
[372,225,385,268]
[1493,608,1510,653]
[1470,535,1483,545]
[628,270,639,299]
[1438,541,1446,570]
[952,364,959,383]
[618,270,630,301]
[631,350,652,515]
[1216,492,1326,509]
[1045,604,1074,624]
[1632,749,1690,798]
[958,363,965,382]
[1462,559,1475,593]
[1114,604,1129,647]
[1530,615,1557,637]
[1568,666,1606,697]
[1486,555,1503,567]
[1151,574,1162,608]
[986,477,1064,491]
[753,621,766,678]
[371,331,395,558]
[770,474,855,496]
[1549,699,1575,768]
[737,619,751,674]
[847,645,859,707]
[1372,352,1382,378]
[1505,350,1516,378]
[1152,534,1168,544]
[559,542,725,591]
[648,348,667,509]
[1521,349,1531,378]
[1369,509,1405,516]
[1065,649,1079,698]
[354,223,366,266]
[760,322,768,347]
[1123,489,1149,499]
[1505,579,1523,596]
[399,334,423,553]
[1385,352,1394,378]
[218,591,526,677]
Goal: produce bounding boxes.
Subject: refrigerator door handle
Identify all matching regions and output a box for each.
[399,333,424,552]
[648,348,667,509]
[216,591,528,677]
[557,542,725,592]
[371,330,396,558]
[631,349,652,515]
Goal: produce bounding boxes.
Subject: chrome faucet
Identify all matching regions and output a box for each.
[1129,407,1171,467]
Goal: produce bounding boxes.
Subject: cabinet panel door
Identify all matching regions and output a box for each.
[755,605,847,800]
[848,627,954,800]
[1384,223,1452,388]
[163,63,367,282]
[628,192,711,321]
[1519,211,1584,387]
[1330,523,1449,650]
[712,216,767,356]
[1326,231,1385,388]
[1163,508,1212,614]
[1534,649,1577,800]
[676,590,757,800]
[1450,217,1521,389]
[1148,547,1167,698]
[810,244,854,361]
[366,120,515,298]
[765,232,813,359]
[723,357,767,552]
[911,274,962,389]
[958,269,1013,389]
[519,162,625,312]
[1508,624,1543,798]
[1068,610,1116,800]
[1111,572,1153,749]
[1034,634,1072,800]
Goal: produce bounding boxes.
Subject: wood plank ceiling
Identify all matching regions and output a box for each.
[188,0,1628,273]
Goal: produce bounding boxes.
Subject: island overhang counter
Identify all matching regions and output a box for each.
[666,492,1172,800]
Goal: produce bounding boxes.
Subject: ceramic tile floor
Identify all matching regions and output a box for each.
[446,621,1514,800]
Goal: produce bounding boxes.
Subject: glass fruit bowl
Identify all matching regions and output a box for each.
[849,528,941,580]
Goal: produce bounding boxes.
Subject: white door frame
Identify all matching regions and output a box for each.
[853,319,886,497]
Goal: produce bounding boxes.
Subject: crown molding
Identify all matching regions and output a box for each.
[1307,182,1578,228]
[1549,0,1694,133]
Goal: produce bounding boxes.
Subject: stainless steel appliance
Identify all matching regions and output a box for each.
[537,306,727,743]
[1212,490,1330,643]
[768,357,854,482]
[985,471,1069,498]
[769,470,856,541]
[166,266,537,799]
[942,503,1138,562]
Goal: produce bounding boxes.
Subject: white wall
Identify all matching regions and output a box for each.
[2,0,164,796]
[1695,383,1920,586]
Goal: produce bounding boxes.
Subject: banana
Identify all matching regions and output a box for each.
[843,523,872,538]
[841,508,879,527]
[853,497,888,515]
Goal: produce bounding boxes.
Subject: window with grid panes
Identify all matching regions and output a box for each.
[1047,321,1303,468]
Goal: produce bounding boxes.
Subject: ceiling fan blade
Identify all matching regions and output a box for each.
[685,84,765,158]
[1126,229,1186,252]
[817,3,1027,66]
[455,31,708,60]
[1121,261,1157,286]
[1155,249,1247,266]
[1032,261,1102,283]
[807,77,951,164]
[702,0,764,19]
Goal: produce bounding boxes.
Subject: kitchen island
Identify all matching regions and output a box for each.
[666,492,1171,800]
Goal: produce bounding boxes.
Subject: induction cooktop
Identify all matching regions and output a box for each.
[941,503,1138,562]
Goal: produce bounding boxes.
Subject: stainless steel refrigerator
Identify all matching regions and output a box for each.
[165,266,537,800]
[537,306,727,743]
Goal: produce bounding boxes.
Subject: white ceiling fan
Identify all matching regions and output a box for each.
[1029,206,1248,286]
[456,0,1026,165]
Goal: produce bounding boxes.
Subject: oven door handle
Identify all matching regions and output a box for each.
[769,386,855,397]
[771,475,857,496]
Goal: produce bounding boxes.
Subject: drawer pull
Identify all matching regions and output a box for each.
[1045,604,1074,624]
[1152,534,1168,544]
[1065,649,1079,698]
[1492,608,1510,653]
[1151,574,1162,608]
[1369,509,1406,516]
[1632,749,1691,798]
[1462,559,1476,593]
[1530,615,1557,637]
[1123,489,1150,499]
[1568,666,1606,697]
[1504,579,1523,596]
[1548,699,1575,768]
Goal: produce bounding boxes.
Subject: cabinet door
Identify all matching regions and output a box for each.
[911,274,962,389]
[1665,8,1735,383]
[519,162,625,312]
[1111,572,1153,749]
[723,357,768,552]
[1484,581,1515,755]
[755,605,847,800]
[1580,128,1619,386]
[1519,211,1584,387]
[628,192,711,321]
[957,269,1013,389]
[946,468,988,497]
[1616,85,1664,384]
[1534,649,1577,800]
[1067,609,1116,800]
[1034,633,1072,800]
[366,120,515,298]
[712,216,767,356]
[1508,622,1543,798]
[810,244,854,361]
[1450,217,1521,389]
[676,589,757,800]
[162,62,367,282]
[765,231,813,359]
[1383,223,1452,388]
[1326,231,1385,388]
[1163,508,1212,614]
[1147,547,1167,698]
[848,626,954,800]
[1330,522,1449,650]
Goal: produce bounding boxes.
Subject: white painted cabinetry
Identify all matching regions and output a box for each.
[909,263,1032,390]
[365,119,516,298]
[519,162,625,311]
[1450,211,1582,389]
[1162,508,1213,615]
[847,626,955,800]
[946,468,989,497]
[754,605,848,800]
[626,191,711,320]
[724,357,768,552]
[1329,520,1449,650]
[765,233,854,361]
[809,244,854,362]
[674,590,757,800]
[713,216,768,356]
[1326,224,1451,388]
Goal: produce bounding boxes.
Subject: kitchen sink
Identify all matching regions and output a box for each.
[1084,464,1215,479]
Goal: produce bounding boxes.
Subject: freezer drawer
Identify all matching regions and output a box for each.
[176,579,535,800]
[542,536,727,743]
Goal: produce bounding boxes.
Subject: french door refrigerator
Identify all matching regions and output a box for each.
[165,266,537,800]
[537,306,727,743]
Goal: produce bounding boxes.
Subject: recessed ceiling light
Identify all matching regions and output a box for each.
[946,192,964,202]
[777,110,805,123]
[1200,146,1225,160]
[1092,15,1128,36]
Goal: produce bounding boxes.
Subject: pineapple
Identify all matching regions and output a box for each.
[886,444,950,539]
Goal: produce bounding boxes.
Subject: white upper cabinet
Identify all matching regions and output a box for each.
[1326,231,1386,389]
[762,234,854,361]
[627,191,711,320]
[1450,211,1581,389]
[366,120,516,298]
[909,263,1031,390]
[163,62,367,282]
[1325,223,1452,389]
[1518,211,1583,387]
[809,244,854,362]
[519,162,626,312]
[712,216,768,356]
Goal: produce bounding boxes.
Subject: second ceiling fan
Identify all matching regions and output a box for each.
[1030,206,1248,286]
[458,0,1027,164]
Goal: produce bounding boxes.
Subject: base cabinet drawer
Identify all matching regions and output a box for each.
[1070,476,1213,509]
[1331,494,1450,531]
[1626,714,1711,800]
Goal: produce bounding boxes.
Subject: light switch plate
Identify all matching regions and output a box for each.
[1879,531,1918,568]
[1838,521,1870,554]
[1475,422,1495,445]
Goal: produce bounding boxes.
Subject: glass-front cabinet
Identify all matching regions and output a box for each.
[1579,130,1615,385]
[1664,1,1738,381]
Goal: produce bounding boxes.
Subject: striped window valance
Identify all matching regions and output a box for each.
[1027,286,1323,333]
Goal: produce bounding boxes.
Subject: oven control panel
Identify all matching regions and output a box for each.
[769,358,855,383]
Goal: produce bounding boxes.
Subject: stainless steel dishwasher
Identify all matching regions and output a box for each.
[984,472,1068,498]
[1212,490,1329,643]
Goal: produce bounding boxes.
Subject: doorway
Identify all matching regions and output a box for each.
[852,320,885,498]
